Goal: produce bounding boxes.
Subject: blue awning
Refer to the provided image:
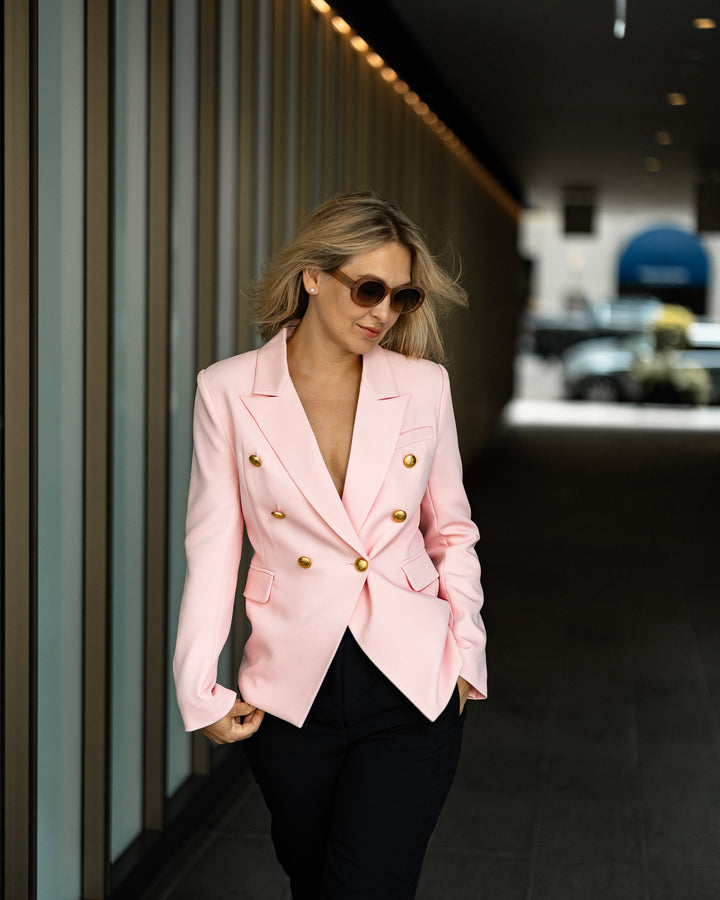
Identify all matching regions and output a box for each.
[618,227,709,288]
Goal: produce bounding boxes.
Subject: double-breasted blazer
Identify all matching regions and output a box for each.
[173,324,487,732]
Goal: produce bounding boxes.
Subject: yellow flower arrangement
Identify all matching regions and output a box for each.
[631,304,711,404]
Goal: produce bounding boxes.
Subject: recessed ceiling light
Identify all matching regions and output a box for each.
[349,35,368,53]
[331,16,351,34]
[666,92,687,106]
[366,52,384,68]
[310,0,331,13]
[693,18,717,29]
[655,130,673,145]
[645,156,662,173]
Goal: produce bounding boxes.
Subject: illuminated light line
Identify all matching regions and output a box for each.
[303,0,521,218]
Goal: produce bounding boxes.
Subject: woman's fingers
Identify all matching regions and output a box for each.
[457,676,471,714]
[240,707,265,736]
[200,705,265,744]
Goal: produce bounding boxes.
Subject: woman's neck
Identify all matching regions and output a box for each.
[286,318,362,383]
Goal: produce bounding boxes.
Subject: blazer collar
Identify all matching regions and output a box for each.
[251,324,294,396]
[243,324,408,539]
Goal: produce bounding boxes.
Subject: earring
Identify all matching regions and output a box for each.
[309,288,317,293]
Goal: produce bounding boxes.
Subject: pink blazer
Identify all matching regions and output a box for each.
[173,324,487,731]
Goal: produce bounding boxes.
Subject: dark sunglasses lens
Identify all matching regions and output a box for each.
[355,280,387,306]
[392,288,423,313]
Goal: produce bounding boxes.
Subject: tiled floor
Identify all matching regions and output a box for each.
[143,405,720,899]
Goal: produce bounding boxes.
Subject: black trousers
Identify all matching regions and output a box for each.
[243,629,465,899]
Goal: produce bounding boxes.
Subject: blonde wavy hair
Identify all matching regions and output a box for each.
[251,191,468,361]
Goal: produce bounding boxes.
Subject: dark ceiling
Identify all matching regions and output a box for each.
[331,0,720,206]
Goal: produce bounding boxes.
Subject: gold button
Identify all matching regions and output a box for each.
[392,509,407,522]
[403,454,417,468]
[249,455,262,467]
[271,510,285,519]
[355,557,369,572]
[298,556,312,569]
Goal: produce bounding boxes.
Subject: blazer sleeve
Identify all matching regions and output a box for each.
[173,369,243,731]
[420,364,487,699]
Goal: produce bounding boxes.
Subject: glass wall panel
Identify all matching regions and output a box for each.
[111,0,148,861]
[215,0,240,690]
[215,0,239,365]
[254,0,273,277]
[283,1,301,242]
[36,0,85,896]
[167,0,199,795]
[309,13,324,210]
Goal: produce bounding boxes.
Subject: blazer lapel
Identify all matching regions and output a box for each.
[239,328,363,551]
[342,347,409,531]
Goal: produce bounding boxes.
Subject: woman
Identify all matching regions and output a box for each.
[173,191,487,898]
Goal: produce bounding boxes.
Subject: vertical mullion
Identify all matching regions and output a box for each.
[83,0,113,894]
[192,0,220,779]
[341,40,356,188]
[3,0,36,896]
[253,0,272,277]
[195,0,218,372]
[321,21,336,198]
[356,49,370,188]
[232,0,256,674]
[270,0,286,254]
[296,0,314,219]
[215,0,239,361]
[283,0,300,242]
[236,0,257,351]
[144,0,172,832]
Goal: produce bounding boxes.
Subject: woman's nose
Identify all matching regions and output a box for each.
[371,294,394,321]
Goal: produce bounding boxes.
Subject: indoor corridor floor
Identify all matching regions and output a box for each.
[142,403,720,900]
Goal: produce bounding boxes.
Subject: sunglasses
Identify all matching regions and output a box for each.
[328,269,425,315]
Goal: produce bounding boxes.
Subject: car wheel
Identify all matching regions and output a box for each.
[577,376,620,402]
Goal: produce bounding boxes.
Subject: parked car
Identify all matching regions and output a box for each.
[522,297,663,359]
[562,323,720,403]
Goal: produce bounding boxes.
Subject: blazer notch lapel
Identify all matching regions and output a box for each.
[252,328,291,396]
[343,350,409,530]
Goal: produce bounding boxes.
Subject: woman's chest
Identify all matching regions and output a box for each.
[294,383,359,495]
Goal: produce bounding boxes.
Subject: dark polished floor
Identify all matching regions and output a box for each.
[143,404,720,899]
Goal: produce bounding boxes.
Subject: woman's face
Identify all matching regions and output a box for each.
[302,241,411,358]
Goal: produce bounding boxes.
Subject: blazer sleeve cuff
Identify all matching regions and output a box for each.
[459,652,487,700]
[180,684,238,733]
[466,687,486,701]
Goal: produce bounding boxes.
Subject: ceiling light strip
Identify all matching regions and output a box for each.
[307,0,521,216]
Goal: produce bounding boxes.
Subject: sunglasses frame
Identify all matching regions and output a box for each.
[327,268,425,315]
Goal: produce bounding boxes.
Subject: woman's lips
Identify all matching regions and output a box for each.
[358,325,382,338]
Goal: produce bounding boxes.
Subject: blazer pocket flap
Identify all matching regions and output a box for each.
[402,552,440,592]
[396,425,434,448]
[244,564,274,604]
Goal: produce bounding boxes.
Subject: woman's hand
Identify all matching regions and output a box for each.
[457,676,472,714]
[200,699,265,744]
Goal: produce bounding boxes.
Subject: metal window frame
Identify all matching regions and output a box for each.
[3,0,37,896]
